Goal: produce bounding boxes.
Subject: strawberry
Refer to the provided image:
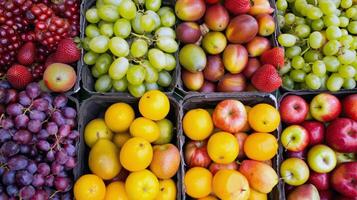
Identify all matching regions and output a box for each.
[260,47,284,69]
[251,64,282,92]
[53,38,80,64]
[224,0,251,15]
[17,42,36,66]
[6,64,33,89]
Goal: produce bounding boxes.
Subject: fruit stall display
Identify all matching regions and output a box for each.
[276,0,357,91]
[0,0,82,93]
[279,92,357,199]
[81,0,179,97]
[181,93,284,199]
[74,90,182,199]
[176,0,284,93]
[0,82,79,199]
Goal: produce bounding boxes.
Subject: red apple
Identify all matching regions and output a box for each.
[212,99,247,133]
[150,144,181,179]
[302,121,325,146]
[43,63,76,92]
[204,4,230,31]
[287,184,320,200]
[222,44,248,74]
[226,14,258,44]
[308,172,330,190]
[343,94,357,121]
[203,55,225,82]
[256,14,276,36]
[176,22,202,44]
[326,118,357,153]
[206,0,219,3]
[319,190,333,200]
[335,195,357,200]
[209,161,239,175]
[184,140,211,168]
[280,95,309,124]
[199,81,216,92]
[310,93,341,122]
[331,162,357,198]
[234,132,248,159]
[246,36,271,57]
[286,149,307,161]
[175,0,206,21]
[243,58,261,78]
[248,0,274,15]
[217,73,247,92]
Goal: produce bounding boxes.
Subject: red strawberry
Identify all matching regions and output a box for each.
[6,64,33,89]
[53,38,80,64]
[260,47,284,69]
[251,64,282,92]
[17,42,36,65]
[224,0,251,15]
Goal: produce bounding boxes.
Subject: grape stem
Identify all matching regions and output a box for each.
[300,46,310,56]
[49,190,59,199]
[130,32,152,42]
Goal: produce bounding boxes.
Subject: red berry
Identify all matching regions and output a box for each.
[17,42,36,65]
[251,64,282,92]
[53,38,80,64]
[6,64,33,89]
[260,47,285,69]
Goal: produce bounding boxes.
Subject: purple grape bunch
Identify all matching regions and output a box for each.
[0,82,78,199]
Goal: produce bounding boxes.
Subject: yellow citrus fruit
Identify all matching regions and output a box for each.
[183,109,214,140]
[213,169,250,200]
[248,103,280,133]
[74,174,106,200]
[105,103,135,132]
[129,117,160,142]
[184,167,212,198]
[125,169,159,200]
[112,132,131,148]
[154,119,174,145]
[198,196,219,200]
[207,131,239,164]
[104,181,128,200]
[241,106,252,132]
[139,90,170,121]
[84,118,113,147]
[120,137,153,171]
[248,187,267,200]
[244,133,278,161]
[156,179,177,200]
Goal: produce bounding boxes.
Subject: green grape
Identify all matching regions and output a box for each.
[95,75,113,92]
[295,17,306,25]
[143,62,159,83]
[286,46,302,58]
[113,77,128,92]
[85,24,100,38]
[146,10,161,30]
[91,66,101,78]
[295,24,311,38]
[131,13,144,34]
[114,19,131,38]
[294,0,308,14]
[145,82,160,91]
[108,57,129,80]
[291,56,305,69]
[164,54,176,71]
[343,78,356,89]
[302,64,312,73]
[96,0,105,8]
[277,15,285,28]
[334,9,341,17]
[98,5,119,22]
[99,22,114,37]
[103,0,122,5]
[157,71,172,87]
[282,75,294,89]
[327,73,344,91]
[278,34,297,47]
[311,19,324,31]
[323,56,340,72]
[307,7,323,20]
[352,58,357,68]
[304,50,322,62]
[109,37,129,57]
[323,15,340,27]
[330,0,341,8]
[130,39,148,58]
[309,31,325,49]
[326,26,342,40]
[319,0,337,15]
[339,17,349,28]
[145,0,162,11]
[287,0,295,3]
[339,35,354,48]
[322,40,341,56]
[140,14,156,32]
[277,0,288,10]
[346,7,357,18]
[84,51,99,65]
[338,49,356,64]
[319,75,328,89]
[156,37,178,53]
[348,21,357,34]
[279,60,291,75]
[284,13,296,25]
[82,37,91,51]
[160,12,175,27]
[158,7,173,15]
[341,0,352,8]
[305,73,321,90]
[86,8,100,23]
[290,69,306,82]
[352,37,357,50]
[312,60,326,76]
[341,29,349,36]
[119,0,137,20]
[127,65,146,85]
[95,53,112,74]
[155,27,176,39]
[355,72,357,81]
[338,65,356,78]
[133,0,145,5]
[128,83,146,97]
[148,48,167,70]
[89,35,109,53]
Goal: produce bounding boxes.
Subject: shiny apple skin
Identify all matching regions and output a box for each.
[280,95,309,124]
[176,22,202,44]
[342,94,357,121]
[175,0,206,21]
[331,162,357,198]
[184,140,211,168]
[246,36,271,57]
[302,121,325,146]
[204,3,230,31]
[226,14,258,44]
[203,55,225,82]
[217,73,247,92]
[182,69,204,91]
[308,171,330,190]
[326,118,357,153]
[223,44,248,74]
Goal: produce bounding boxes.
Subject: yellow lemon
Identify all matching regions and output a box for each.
[105,103,135,132]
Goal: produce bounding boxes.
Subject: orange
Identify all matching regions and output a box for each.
[156,179,177,200]
[120,137,153,171]
[184,167,212,198]
[198,196,219,200]
[241,106,252,132]
[129,117,160,142]
[248,187,267,200]
[104,181,128,200]
[139,90,170,121]
[105,103,135,132]
[207,131,239,164]
[84,118,113,147]
[112,132,131,148]
[212,169,250,200]
[125,169,159,200]
[74,174,106,200]
[244,133,278,161]
[248,103,280,133]
[183,109,214,140]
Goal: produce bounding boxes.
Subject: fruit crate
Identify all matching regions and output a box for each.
[277,90,357,199]
[180,92,284,200]
[79,0,179,97]
[76,95,183,199]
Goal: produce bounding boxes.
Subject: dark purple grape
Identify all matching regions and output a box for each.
[61,193,72,200]
[2,170,15,185]
[20,145,31,154]
[45,175,54,187]
[63,144,76,157]
[51,162,64,175]
[36,140,51,151]
[29,148,38,157]
[58,125,70,138]
[53,95,68,108]
[0,129,11,142]
[54,177,71,192]
[62,139,73,145]
[14,114,30,129]
[0,167,4,176]
[62,107,76,119]
[31,189,48,200]
[51,194,61,200]
[0,154,7,163]
[13,129,32,144]
[64,157,76,169]
[16,170,33,186]
[0,193,8,199]
[6,103,23,116]
[26,161,37,174]
[27,119,42,133]
[51,111,65,126]
[6,185,18,197]
[46,150,55,162]
[19,186,35,199]
[18,91,32,106]
[26,83,41,99]
[34,155,43,162]
[8,155,28,171]
[5,89,18,104]
[1,118,14,129]
[31,174,45,187]
[1,141,19,157]
[37,129,49,139]
[40,93,53,105]
[67,130,79,140]
[55,150,68,165]
[65,118,76,129]
[37,163,50,176]
[0,80,11,89]
[0,88,6,104]
[29,110,46,121]
[32,98,49,112]
[46,122,58,135]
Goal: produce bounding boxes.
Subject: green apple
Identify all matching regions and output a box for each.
[307,144,337,173]
[281,125,310,152]
[280,158,310,186]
